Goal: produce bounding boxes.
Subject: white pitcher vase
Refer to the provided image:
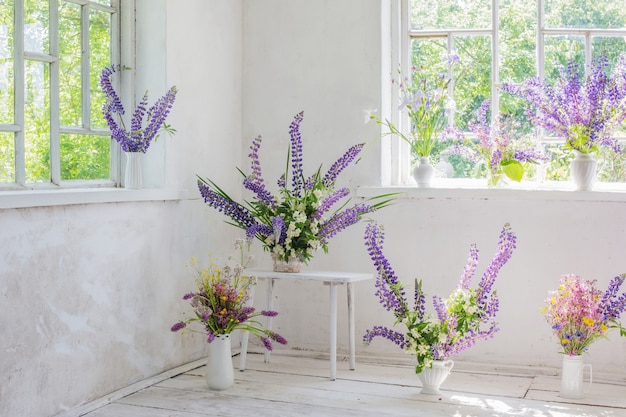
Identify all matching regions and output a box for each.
[418,359,454,395]
[560,355,592,399]
[206,334,234,390]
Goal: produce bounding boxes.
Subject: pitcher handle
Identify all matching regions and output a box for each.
[443,360,454,371]
[583,364,592,386]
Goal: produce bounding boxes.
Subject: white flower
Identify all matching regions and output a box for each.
[438,332,447,344]
[363,109,378,124]
[313,189,324,200]
[417,344,429,355]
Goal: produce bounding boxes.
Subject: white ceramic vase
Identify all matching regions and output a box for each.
[413,156,435,188]
[206,334,234,390]
[124,151,143,190]
[418,359,454,395]
[560,355,592,399]
[570,151,597,191]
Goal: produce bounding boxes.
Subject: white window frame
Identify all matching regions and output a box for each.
[386,0,626,189]
[1,0,124,191]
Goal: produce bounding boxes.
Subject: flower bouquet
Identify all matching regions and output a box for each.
[362,222,517,374]
[171,239,287,350]
[197,111,395,267]
[502,54,626,155]
[461,99,547,186]
[542,273,626,356]
[100,65,177,153]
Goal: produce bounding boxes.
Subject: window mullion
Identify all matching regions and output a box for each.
[81,3,91,130]
[50,0,61,185]
[13,0,25,186]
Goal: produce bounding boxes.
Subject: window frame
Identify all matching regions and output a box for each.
[387,0,626,188]
[1,0,125,191]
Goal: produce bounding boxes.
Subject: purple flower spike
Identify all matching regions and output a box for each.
[323,143,365,187]
[171,321,186,332]
[289,111,305,196]
[261,336,273,351]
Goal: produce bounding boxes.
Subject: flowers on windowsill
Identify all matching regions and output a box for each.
[502,54,626,155]
[367,56,463,162]
[362,222,517,373]
[171,239,287,350]
[541,273,626,356]
[197,111,395,264]
[100,65,178,153]
[459,99,547,186]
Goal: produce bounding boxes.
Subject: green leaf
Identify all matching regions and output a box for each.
[501,160,524,182]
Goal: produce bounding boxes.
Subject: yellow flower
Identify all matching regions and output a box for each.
[219,308,227,315]
[601,323,608,332]
[582,317,594,326]
[561,338,570,345]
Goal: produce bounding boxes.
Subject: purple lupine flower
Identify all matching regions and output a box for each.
[458,244,479,291]
[268,331,288,345]
[600,274,626,320]
[322,143,365,187]
[243,177,276,207]
[100,65,125,115]
[289,111,305,197]
[414,279,426,321]
[248,135,265,186]
[312,187,350,221]
[246,223,274,241]
[318,204,374,244]
[260,336,273,351]
[197,180,257,229]
[261,310,279,317]
[476,223,516,308]
[272,216,287,245]
[432,295,448,323]
[363,223,407,318]
[363,325,408,349]
[171,321,186,332]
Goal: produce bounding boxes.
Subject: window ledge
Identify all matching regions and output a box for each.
[357,179,626,203]
[0,187,195,210]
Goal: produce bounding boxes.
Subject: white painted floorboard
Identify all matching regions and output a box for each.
[76,352,626,417]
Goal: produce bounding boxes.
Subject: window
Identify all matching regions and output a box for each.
[0,0,121,189]
[390,0,626,186]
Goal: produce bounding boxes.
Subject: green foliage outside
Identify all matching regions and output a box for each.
[410,0,626,183]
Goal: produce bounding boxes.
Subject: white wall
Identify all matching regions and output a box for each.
[0,1,242,416]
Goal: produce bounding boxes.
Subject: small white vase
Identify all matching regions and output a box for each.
[206,334,234,390]
[413,156,435,188]
[418,359,454,395]
[124,151,143,190]
[560,355,592,399]
[570,151,597,191]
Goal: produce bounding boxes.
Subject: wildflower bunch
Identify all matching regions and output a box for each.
[363,222,517,373]
[502,54,626,154]
[368,56,463,161]
[463,99,547,185]
[198,111,395,264]
[100,65,177,153]
[542,273,626,356]
[171,239,287,350]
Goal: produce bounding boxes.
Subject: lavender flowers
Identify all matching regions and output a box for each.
[100,65,178,153]
[363,222,517,373]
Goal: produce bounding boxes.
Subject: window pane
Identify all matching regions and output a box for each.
[25,60,50,183]
[59,2,82,127]
[544,0,626,29]
[411,0,491,30]
[544,35,584,81]
[0,131,14,182]
[90,8,112,129]
[543,143,572,182]
[499,0,536,84]
[24,0,49,54]
[0,0,14,124]
[592,36,626,65]
[60,133,110,180]
[598,146,626,182]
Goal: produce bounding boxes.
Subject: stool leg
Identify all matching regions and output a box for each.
[330,283,338,381]
[347,282,356,370]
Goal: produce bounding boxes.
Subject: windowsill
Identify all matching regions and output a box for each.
[357,179,626,203]
[0,187,194,210]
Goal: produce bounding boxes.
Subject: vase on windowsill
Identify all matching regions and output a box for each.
[412,156,435,188]
[124,151,143,190]
[569,150,597,191]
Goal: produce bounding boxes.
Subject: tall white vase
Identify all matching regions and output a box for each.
[124,151,143,190]
[418,359,454,395]
[413,156,435,188]
[560,355,592,399]
[570,151,597,191]
[206,334,234,390]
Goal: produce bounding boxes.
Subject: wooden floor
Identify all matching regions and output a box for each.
[65,350,626,417]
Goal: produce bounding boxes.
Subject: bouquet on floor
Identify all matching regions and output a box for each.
[171,239,287,350]
[542,273,626,356]
[363,223,517,373]
[197,111,395,264]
